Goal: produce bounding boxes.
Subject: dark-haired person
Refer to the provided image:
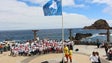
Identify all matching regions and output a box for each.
[90,51,99,63]
[0,44,3,54]
[95,52,101,63]
[104,43,109,55]
[107,49,112,60]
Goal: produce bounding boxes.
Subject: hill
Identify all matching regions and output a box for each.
[83,19,111,29]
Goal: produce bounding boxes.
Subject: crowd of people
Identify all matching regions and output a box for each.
[10,40,63,56]
[103,42,112,60]
[1,39,112,63]
[100,42,112,60]
[0,42,10,54]
[90,42,112,63]
[0,39,74,58]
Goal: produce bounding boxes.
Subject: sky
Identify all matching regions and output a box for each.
[0,0,112,30]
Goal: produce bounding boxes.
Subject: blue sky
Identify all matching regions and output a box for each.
[0,0,112,30]
[17,0,112,19]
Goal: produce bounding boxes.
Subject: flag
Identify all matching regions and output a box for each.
[43,0,62,16]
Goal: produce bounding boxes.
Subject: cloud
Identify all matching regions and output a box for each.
[63,13,92,28]
[91,0,112,9]
[103,6,112,16]
[0,0,91,30]
[27,0,47,4]
[92,0,112,7]
[26,0,76,7]
[0,0,43,16]
[0,0,43,30]
[19,0,85,8]
[90,0,112,16]
[1,0,111,30]
[62,0,85,7]
[0,0,61,30]
[62,0,75,6]
[18,0,48,6]
[92,0,108,4]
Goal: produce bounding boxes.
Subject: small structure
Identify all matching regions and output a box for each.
[68,29,72,41]
[107,28,110,42]
[32,30,39,41]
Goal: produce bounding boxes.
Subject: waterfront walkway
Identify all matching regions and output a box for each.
[0,45,111,63]
[21,45,110,63]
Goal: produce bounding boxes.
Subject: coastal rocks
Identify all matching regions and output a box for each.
[83,19,110,29]
[75,33,92,40]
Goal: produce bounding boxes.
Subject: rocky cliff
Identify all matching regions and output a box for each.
[83,19,110,29]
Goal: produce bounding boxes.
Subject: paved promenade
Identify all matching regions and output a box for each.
[0,45,111,63]
[74,45,111,63]
[22,45,110,63]
[24,53,91,63]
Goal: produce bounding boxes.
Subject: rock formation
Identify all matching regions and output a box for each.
[83,19,110,29]
[75,33,92,40]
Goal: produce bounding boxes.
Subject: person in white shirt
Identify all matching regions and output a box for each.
[90,51,99,63]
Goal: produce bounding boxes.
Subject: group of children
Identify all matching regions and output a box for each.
[9,40,62,56]
[9,40,74,57]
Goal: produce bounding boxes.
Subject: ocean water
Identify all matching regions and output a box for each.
[0,28,112,42]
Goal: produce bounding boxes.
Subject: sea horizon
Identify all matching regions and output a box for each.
[0,28,112,43]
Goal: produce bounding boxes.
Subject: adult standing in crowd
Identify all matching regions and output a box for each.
[0,44,3,54]
[96,39,100,48]
[104,43,109,55]
[107,49,112,60]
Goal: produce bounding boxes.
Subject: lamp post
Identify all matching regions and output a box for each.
[68,29,72,41]
[107,28,110,42]
[32,30,39,41]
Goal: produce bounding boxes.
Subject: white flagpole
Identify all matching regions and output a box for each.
[61,0,65,63]
[62,14,65,63]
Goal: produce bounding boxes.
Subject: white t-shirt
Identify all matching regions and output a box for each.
[90,55,99,62]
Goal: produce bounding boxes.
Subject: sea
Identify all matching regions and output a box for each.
[0,28,112,43]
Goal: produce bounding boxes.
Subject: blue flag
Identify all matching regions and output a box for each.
[43,0,62,16]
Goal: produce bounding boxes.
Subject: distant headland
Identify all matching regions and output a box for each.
[83,19,112,29]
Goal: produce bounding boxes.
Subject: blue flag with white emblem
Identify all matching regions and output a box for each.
[43,0,62,16]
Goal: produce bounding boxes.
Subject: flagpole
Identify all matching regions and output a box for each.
[61,0,65,63]
[43,0,64,62]
[62,14,65,63]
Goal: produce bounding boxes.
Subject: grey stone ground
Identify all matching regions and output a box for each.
[21,45,110,63]
[21,53,109,63]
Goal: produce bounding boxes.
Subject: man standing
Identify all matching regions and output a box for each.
[96,39,100,48]
[104,43,109,55]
